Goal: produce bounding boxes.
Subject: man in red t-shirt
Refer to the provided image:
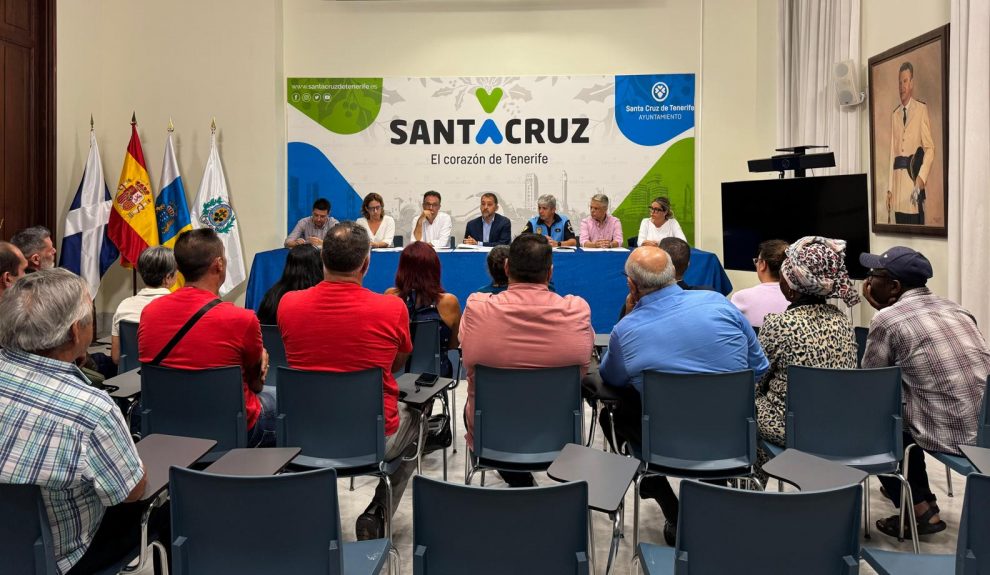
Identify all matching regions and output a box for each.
[279,221,420,541]
[138,229,275,447]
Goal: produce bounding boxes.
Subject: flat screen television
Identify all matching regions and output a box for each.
[721,174,871,279]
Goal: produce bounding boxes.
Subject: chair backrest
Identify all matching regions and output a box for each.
[170,467,345,575]
[448,235,455,249]
[854,326,869,368]
[473,365,583,466]
[957,472,990,574]
[0,484,58,575]
[641,370,756,472]
[407,319,442,375]
[785,366,902,460]
[260,324,287,388]
[412,476,589,575]
[627,236,638,248]
[675,480,861,575]
[394,235,404,247]
[275,367,386,470]
[140,365,247,452]
[118,320,140,373]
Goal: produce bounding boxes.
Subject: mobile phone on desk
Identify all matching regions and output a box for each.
[415,372,439,387]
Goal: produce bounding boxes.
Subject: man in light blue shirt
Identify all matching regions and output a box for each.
[598,246,767,545]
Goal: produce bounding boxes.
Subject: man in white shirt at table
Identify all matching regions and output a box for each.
[411,190,452,249]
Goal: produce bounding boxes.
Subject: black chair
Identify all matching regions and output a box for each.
[0,484,58,575]
[170,467,389,574]
[260,324,287,389]
[394,236,404,247]
[118,320,140,373]
[854,326,869,368]
[466,365,583,486]
[627,237,638,248]
[140,365,247,460]
[413,475,590,575]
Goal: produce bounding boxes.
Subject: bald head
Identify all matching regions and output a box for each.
[0,241,28,294]
[625,246,676,295]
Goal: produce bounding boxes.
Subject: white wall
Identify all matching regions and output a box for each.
[57,0,780,320]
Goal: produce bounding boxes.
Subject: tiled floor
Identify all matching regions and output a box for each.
[337,386,965,575]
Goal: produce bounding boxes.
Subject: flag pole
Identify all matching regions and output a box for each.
[90,114,98,342]
[130,111,138,296]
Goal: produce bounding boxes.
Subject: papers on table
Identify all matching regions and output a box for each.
[455,244,493,252]
[372,247,404,252]
[552,246,578,252]
[580,247,630,252]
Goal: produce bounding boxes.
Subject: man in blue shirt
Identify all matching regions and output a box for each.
[598,246,768,544]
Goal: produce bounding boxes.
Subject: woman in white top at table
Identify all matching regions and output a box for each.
[637,196,686,247]
[356,192,395,248]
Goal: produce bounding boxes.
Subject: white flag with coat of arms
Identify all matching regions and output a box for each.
[191,130,246,296]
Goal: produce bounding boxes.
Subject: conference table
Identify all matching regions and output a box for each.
[246,247,732,334]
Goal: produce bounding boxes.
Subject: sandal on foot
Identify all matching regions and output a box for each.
[876,507,946,539]
[878,486,939,514]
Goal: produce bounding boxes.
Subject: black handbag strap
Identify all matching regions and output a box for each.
[149,298,222,366]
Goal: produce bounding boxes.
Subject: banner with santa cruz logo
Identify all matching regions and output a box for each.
[286,74,695,244]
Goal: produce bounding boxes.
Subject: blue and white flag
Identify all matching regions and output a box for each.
[60,130,119,297]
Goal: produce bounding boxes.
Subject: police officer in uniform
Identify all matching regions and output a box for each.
[886,61,935,225]
[522,193,577,247]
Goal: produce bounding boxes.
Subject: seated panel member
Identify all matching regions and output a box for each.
[0,269,147,575]
[860,246,990,539]
[599,246,768,545]
[464,192,511,246]
[522,193,577,247]
[356,192,396,248]
[637,196,686,247]
[139,228,276,448]
[579,193,623,248]
[460,234,594,487]
[411,190,453,249]
[284,197,339,248]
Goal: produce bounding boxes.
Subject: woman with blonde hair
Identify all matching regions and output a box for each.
[637,196,686,247]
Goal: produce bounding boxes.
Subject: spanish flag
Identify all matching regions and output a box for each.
[108,114,159,267]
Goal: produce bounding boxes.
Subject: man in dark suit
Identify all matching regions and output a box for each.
[464,192,511,246]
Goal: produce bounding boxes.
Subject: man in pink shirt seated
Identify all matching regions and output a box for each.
[730,239,790,328]
[579,193,624,248]
[460,233,594,486]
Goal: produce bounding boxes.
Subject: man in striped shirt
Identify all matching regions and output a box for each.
[861,246,990,539]
[0,269,146,574]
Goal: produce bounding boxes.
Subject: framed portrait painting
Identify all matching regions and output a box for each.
[868,25,949,236]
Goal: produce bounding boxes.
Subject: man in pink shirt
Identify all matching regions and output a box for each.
[460,233,594,486]
[579,194,624,248]
[730,239,790,328]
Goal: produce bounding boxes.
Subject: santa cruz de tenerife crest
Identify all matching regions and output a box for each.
[199,197,237,234]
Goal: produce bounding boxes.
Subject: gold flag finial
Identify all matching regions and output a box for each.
[168,117,174,132]
[90,114,94,131]
[211,117,217,134]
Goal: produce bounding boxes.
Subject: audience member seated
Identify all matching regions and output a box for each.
[730,239,790,328]
[521,193,577,247]
[660,237,712,291]
[284,197,338,248]
[11,225,57,272]
[0,240,28,296]
[256,244,322,325]
[476,245,510,294]
[278,221,425,541]
[0,269,147,574]
[599,246,768,545]
[754,236,859,481]
[579,193,623,248]
[110,246,177,365]
[385,241,460,377]
[411,190,453,249]
[860,246,990,538]
[139,228,275,447]
[464,192,511,246]
[356,192,396,248]
[637,196,685,247]
[460,234,593,487]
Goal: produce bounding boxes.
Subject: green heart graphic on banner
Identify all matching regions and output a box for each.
[475,87,504,114]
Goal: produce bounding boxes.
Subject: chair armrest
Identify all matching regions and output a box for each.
[275,414,286,447]
[172,536,188,575]
[473,410,483,455]
[785,412,795,449]
[575,551,589,575]
[841,555,858,574]
[573,410,583,445]
[891,414,903,455]
[376,415,387,462]
[329,539,341,573]
[746,417,757,463]
[414,544,428,574]
[235,411,246,448]
[675,550,689,575]
[641,415,651,463]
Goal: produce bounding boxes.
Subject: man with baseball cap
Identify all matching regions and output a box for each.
[860,246,990,539]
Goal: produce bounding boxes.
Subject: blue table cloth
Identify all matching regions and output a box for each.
[245,248,731,334]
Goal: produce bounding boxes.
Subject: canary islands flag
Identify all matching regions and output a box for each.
[155,130,192,288]
[60,129,119,297]
[108,117,158,267]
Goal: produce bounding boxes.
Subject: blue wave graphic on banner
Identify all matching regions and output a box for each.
[287,142,364,232]
[614,74,695,146]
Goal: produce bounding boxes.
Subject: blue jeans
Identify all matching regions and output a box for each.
[247,388,277,447]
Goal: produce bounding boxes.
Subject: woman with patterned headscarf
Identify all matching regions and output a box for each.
[754,236,860,477]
